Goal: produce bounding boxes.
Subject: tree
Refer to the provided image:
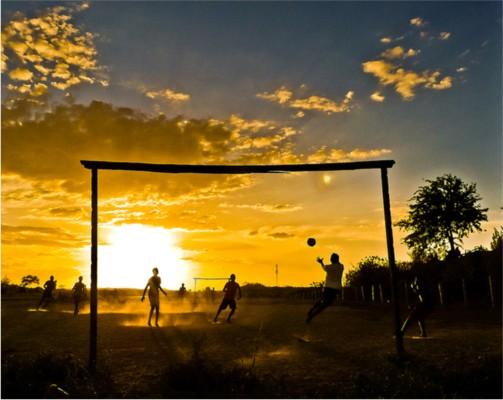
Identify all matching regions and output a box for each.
[20,275,40,288]
[397,174,488,261]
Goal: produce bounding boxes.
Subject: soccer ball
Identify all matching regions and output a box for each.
[307,237,316,247]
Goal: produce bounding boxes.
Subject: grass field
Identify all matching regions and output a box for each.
[2,294,501,398]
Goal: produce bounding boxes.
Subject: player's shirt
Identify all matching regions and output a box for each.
[148,276,161,293]
[223,281,240,300]
[72,282,86,298]
[44,280,56,293]
[321,263,344,289]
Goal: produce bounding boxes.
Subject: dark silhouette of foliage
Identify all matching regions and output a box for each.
[20,274,40,288]
[397,174,488,261]
[490,226,503,252]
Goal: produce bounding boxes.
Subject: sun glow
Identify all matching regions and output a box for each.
[99,224,190,289]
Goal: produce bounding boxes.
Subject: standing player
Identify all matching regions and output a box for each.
[178,283,187,301]
[141,267,167,327]
[400,275,433,337]
[72,276,87,316]
[37,275,57,310]
[213,274,242,323]
[306,253,344,324]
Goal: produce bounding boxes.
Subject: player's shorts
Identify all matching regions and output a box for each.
[322,288,340,305]
[148,290,160,307]
[218,298,236,310]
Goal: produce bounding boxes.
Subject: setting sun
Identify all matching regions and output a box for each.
[99,224,190,289]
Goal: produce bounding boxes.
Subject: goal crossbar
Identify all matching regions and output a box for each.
[81,159,402,371]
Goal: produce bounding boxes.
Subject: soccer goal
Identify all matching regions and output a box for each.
[81,159,402,370]
[192,277,229,291]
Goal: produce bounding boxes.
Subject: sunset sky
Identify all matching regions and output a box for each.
[2,1,501,289]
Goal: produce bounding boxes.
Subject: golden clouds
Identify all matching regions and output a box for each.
[381,46,420,60]
[2,3,103,97]
[305,147,392,163]
[256,86,293,104]
[362,59,453,100]
[410,17,426,27]
[439,32,451,41]
[370,91,385,102]
[145,88,191,102]
[257,86,354,115]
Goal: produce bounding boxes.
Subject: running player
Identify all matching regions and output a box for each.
[306,253,344,324]
[141,267,167,327]
[213,274,242,323]
[37,275,57,310]
[72,276,86,316]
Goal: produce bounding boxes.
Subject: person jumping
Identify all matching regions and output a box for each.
[141,267,167,327]
[213,274,241,323]
[306,253,344,324]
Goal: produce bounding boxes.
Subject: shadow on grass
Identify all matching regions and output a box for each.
[1,351,117,398]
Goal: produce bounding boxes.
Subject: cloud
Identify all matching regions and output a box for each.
[8,68,33,81]
[370,91,385,103]
[219,203,303,213]
[380,37,392,44]
[258,86,355,115]
[362,59,453,100]
[2,224,87,247]
[456,66,468,73]
[381,46,420,60]
[1,3,104,97]
[268,232,295,239]
[410,17,426,27]
[439,32,451,41]
[144,88,190,102]
[305,147,392,163]
[256,86,293,104]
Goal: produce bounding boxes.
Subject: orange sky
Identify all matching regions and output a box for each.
[1,2,500,289]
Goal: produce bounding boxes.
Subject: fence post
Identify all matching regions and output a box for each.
[353,286,358,301]
[379,284,384,303]
[488,275,495,308]
[361,286,366,302]
[371,285,375,302]
[437,282,444,306]
[403,282,409,307]
[461,278,468,306]
[341,287,345,303]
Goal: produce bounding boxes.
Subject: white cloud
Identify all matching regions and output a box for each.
[370,91,385,102]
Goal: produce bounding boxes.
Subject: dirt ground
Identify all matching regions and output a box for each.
[2,294,501,397]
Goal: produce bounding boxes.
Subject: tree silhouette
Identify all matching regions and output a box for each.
[397,174,488,261]
[20,275,40,288]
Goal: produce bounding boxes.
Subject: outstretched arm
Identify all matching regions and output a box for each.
[316,257,325,267]
[237,284,242,300]
[159,285,167,296]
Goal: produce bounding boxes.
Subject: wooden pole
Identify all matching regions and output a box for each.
[353,286,358,301]
[488,275,495,308]
[89,168,98,372]
[361,286,366,302]
[379,284,384,303]
[371,285,375,302]
[380,168,403,354]
[437,282,444,306]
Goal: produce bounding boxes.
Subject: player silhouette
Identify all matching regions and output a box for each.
[141,267,167,327]
[306,253,344,323]
[37,275,57,310]
[400,275,433,337]
[213,274,241,323]
[72,276,86,316]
